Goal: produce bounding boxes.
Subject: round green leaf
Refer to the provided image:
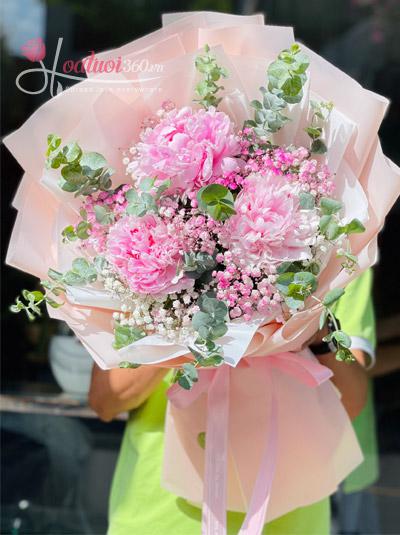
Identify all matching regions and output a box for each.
[200,184,230,203]
[80,152,107,171]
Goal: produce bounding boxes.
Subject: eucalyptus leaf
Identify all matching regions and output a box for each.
[310,139,327,154]
[75,221,91,240]
[320,197,343,215]
[80,152,107,171]
[335,348,355,363]
[304,126,322,140]
[119,361,141,369]
[200,184,229,203]
[293,271,317,292]
[94,256,108,273]
[343,218,365,235]
[332,330,352,349]
[197,432,206,449]
[63,142,82,163]
[94,205,114,225]
[192,311,213,331]
[199,295,228,319]
[324,220,342,241]
[59,179,79,193]
[319,214,332,233]
[113,324,146,350]
[182,362,199,382]
[299,192,315,210]
[323,288,345,306]
[250,99,262,110]
[47,134,61,155]
[62,271,85,286]
[197,184,236,221]
[62,225,77,242]
[285,295,305,309]
[139,177,155,192]
[276,272,295,294]
[276,261,303,274]
[177,374,193,390]
[319,308,329,330]
[210,322,228,339]
[48,268,63,282]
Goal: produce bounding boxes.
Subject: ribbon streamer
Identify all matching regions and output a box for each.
[167,352,333,535]
[202,364,230,535]
[238,363,277,535]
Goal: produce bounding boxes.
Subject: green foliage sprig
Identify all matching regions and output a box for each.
[197,184,236,221]
[62,209,92,243]
[268,44,310,102]
[49,258,97,287]
[173,295,228,390]
[336,248,358,272]
[125,178,170,217]
[318,197,365,241]
[194,44,228,109]
[318,289,354,363]
[119,361,142,369]
[183,251,216,279]
[304,100,334,154]
[9,258,98,321]
[191,294,228,341]
[113,324,146,350]
[46,134,114,197]
[276,265,318,311]
[173,363,200,391]
[10,285,64,321]
[275,263,354,363]
[245,44,310,138]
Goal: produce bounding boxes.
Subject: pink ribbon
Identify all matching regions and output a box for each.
[202,364,230,535]
[167,352,333,535]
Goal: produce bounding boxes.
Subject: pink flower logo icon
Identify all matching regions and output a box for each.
[21,38,46,62]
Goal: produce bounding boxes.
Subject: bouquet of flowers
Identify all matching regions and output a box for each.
[11,44,367,381]
[6,11,399,534]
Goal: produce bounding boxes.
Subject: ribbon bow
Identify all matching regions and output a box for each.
[167,351,333,535]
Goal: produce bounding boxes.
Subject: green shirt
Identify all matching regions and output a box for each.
[108,270,376,534]
[335,269,378,493]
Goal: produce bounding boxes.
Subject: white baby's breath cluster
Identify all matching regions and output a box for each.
[100,260,206,344]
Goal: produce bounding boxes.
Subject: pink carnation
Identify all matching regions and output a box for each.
[221,172,319,266]
[129,106,240,193]
[106,214,192,295]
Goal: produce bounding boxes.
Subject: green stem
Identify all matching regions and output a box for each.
[310,295,339,331]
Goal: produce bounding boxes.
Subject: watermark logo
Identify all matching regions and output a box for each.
[21,37,46,63]
[16,38,164,97]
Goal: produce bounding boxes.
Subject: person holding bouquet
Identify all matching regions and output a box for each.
[5,12,398,535]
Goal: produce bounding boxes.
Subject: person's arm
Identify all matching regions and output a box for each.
[89,364,167,422]
[318,348,368,420]
[312,269,376,420]
[369,345,400,377]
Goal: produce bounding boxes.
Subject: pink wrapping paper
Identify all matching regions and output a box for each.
[163,348,362,524]
[4,10,400,528]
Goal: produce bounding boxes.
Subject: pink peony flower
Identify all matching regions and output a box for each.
[106,214,192,295]
[220,172,319,266]
[128,106,240,193]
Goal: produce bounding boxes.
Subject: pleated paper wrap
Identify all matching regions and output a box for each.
[5,11,400,533]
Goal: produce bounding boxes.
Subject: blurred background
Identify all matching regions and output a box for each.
[1,1,399,534]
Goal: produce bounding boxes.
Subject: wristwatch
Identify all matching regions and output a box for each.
[309,316,341,355]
